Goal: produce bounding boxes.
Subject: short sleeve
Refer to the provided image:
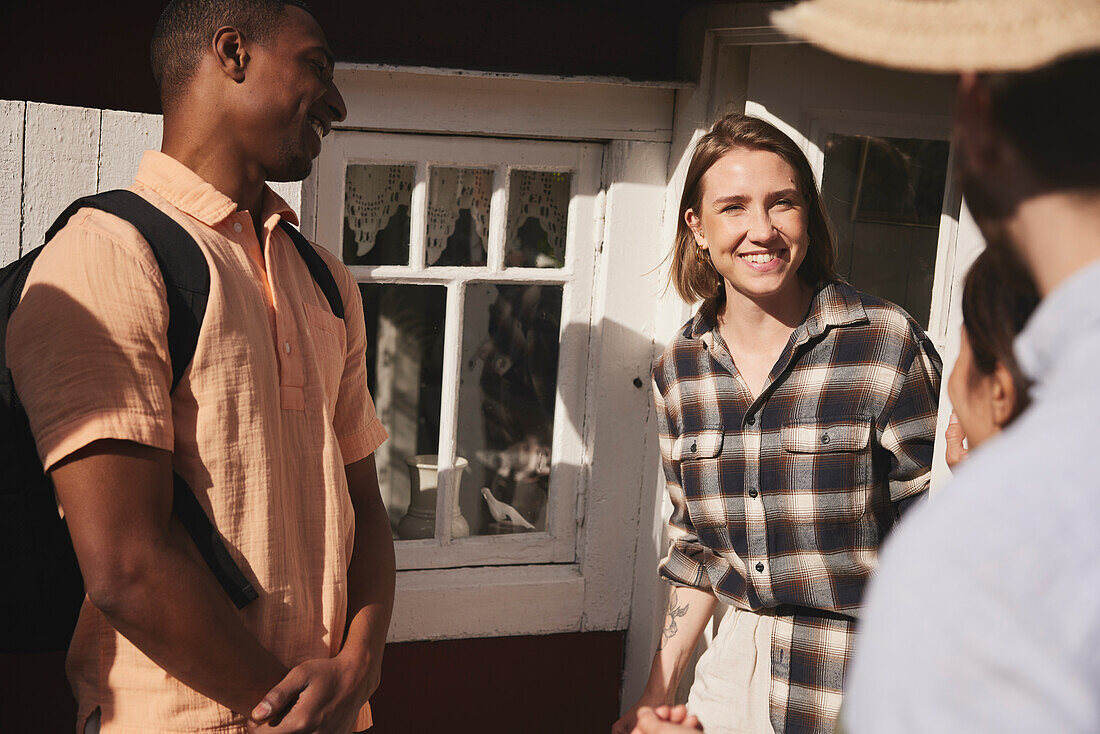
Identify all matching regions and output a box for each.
[321,251,388,464]
[6,210,174,472]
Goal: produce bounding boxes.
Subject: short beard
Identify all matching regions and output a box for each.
[269,139,314,182]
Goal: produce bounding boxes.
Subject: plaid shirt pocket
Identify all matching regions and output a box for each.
[780,417,874,524]
[675,427,734,551]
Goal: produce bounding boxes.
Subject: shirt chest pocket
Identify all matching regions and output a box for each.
[303,302,346,406]
[673,428,731,543]
[780,418,874,519]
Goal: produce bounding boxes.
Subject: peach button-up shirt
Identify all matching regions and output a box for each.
[7,151,387,733]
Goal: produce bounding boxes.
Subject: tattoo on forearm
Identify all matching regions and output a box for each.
[656,587,690,652]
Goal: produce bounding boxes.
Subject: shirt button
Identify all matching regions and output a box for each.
[745,414,755,426]
[821,433,830,445]
[690,441,697,453]
[284,342,291,354]
[755,562,765,573]
[232,222,243,234]
[749,489,758,498]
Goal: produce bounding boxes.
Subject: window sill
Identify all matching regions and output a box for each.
[388,564,584,642]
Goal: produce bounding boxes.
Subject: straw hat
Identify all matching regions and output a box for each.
[771,0,1100,73]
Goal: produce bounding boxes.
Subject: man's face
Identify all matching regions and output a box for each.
[236,6,346,182]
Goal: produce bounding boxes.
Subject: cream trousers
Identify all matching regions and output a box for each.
[686,607,778,734]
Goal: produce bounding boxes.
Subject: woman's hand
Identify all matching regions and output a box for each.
[945,410,969,469]
[613,696,668,734]
[614,586,717,734]
[635,705,704,733]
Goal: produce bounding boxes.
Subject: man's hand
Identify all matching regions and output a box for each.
[634,705,703,733]
[249,654,368,734]
[945,410,969,469]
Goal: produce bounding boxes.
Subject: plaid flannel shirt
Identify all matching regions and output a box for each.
[652,282,941,734]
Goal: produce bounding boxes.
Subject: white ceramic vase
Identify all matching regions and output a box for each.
[396,454,470,540]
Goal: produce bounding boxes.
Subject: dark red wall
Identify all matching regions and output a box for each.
[371,631,625,734]
[0,0,691,114]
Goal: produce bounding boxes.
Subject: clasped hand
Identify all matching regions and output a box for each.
[248,653,372,734]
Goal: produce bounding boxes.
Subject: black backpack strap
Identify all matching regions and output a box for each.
[279,220,344,320]
[42,191,257,609]
[172,475,257,608]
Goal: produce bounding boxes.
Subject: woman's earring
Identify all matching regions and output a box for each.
[694,244,710,264]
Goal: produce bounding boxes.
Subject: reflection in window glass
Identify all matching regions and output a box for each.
[820,135,950,327]
[344,164,413,266]
[426,167,492,267]
[456,284,562,535]
[359,284,446,538]
[505,171,570,269]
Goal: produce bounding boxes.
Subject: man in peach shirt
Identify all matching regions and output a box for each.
[6,1,395,732]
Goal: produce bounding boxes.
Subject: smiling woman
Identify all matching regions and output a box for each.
[616,113,943,734]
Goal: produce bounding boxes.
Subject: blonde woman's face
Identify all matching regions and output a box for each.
[685,148,810,307]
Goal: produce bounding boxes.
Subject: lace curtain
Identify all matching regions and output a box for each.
[344,164,414,258]
[506,171,569,265]
[426,168,492,265]
[344,165,569,266]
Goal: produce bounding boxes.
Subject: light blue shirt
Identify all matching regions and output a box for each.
[844,257,1100,732]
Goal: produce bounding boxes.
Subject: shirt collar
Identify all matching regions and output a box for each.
[1016,257,1100,382]
[133,150,299,228]
[686,281,868,342]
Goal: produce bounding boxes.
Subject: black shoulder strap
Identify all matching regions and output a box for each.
[46,190,209,392]
[278,220,344,320]
[40,191,257,609]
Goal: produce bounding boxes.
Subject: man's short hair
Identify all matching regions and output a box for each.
[150,0,313,110]
[984,51,1100,189]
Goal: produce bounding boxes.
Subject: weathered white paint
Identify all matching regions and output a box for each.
[22,103,100,255]
[333,65,677,143]
[98,110,162,192]
[0,101,25,265]
[388,565,585,642]
[578,139,668,633]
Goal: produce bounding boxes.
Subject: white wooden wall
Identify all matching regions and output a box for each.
[0,101,162,267]
[0,100,302,268]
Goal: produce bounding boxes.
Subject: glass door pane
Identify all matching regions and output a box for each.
[360,283,446,538]
[455,283,563,535]
[820,134,950,328]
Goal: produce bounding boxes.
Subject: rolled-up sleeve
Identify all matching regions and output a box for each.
[654,376,712,592]
[879,334,942,508]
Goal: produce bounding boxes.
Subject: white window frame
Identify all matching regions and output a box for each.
[314,131,602,571]
[295,65,680,641]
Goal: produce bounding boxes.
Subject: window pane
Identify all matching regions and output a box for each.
[820,135,950,328]
[360,283,446,539]
[456,284,562,535]
[426,167,491,267]
[505,171,569,269]
[344,164,413,266]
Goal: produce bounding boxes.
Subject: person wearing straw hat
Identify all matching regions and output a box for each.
[773,1,1100,732]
